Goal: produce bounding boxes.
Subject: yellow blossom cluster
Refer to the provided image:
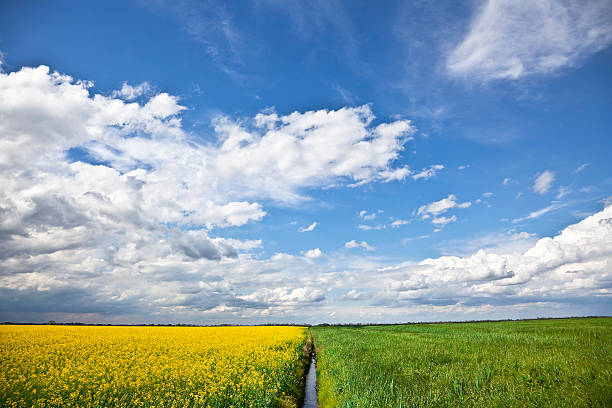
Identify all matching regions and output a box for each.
[0,325,307,407]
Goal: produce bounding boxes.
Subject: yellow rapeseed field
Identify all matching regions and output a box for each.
[0,325,308,408]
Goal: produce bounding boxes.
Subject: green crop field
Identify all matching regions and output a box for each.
[311,317,612,407]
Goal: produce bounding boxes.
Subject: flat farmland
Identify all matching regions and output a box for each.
[0,325,308,408]
[312,318,612,407]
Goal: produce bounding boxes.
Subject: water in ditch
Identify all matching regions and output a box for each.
[303,351,317,408]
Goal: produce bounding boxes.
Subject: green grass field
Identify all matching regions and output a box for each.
[311,318,612,407]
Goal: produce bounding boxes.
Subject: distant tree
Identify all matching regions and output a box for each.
[48,320,56,325]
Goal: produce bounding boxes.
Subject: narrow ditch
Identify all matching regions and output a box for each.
[303,350,317,408]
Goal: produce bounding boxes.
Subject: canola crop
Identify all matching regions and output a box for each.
[0,325,307,408]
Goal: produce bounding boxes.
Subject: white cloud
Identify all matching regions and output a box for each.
[303,248,323,259]
[447,0,612,81]
[417,195,457,216]
[503,178,512,185]
[412,164,444,180]
[344,240,375,251]
[217,105,416,201]
[510,231,535,241]
[482,192,493,198]
[2,63,609,323]
[0,64,447,323]
[239,286,325,305]
[556,186,572,199]
[0,66,414,319]
[0,66,420,239]
[402,234,430,243]
[341,289,367,301]
[334,84,356,105]
[298,221,318,232]
[432,215,457,226]
[111,82,152,100]
[512,202,566,223]
[359,210,377,221]
[422,204,612,286]
[417,194,470,216]
[358,224,385,231]
[391,219,409,228]
[220,238,262,251]
[417,194,471,229]
[533,170,555,194]
[573,163,589,173]
[270,252,295,262]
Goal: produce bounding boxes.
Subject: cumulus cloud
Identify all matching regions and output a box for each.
[416,195,471,229]
[421,205,612,286]
[298,222,318,232]
[533,170,555,194]
[447,0,612,80]
[341,289,368,301]
[111,82,152,100]
[361,204,612,318]
[0,64,427,321]
[239,287,325,306]
[2,63,609,323]
[510,231,535,241]
[344,240,375,251]
[417,194,470,216]
[218,106,417,200]
[303,248,323,259]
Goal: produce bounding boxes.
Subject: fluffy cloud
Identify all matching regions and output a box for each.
[216,105,417,201]
[2,64,609,323]
[303,248,323,259]
[0,64,428,322]
[239,287,325,306]
[344,240,375,251]
[431,215,457,226]
[368,204,612,315]
[447,0,612,80]
[533,170,555,194]
[417,194,471,216]
[111,82,152,100]
[341,289,368,301]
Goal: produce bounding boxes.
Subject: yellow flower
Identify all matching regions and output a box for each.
[0,325,306,407]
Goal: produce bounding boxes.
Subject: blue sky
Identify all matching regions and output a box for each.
[0,0,611,323]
